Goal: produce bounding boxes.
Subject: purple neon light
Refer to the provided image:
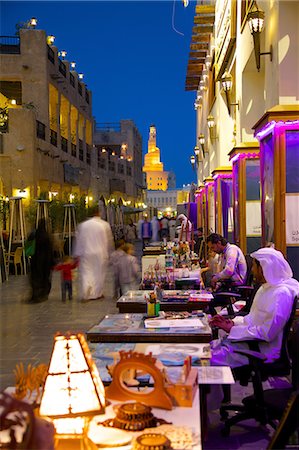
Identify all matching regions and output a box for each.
[213,173,232,181]
[230,151,260,165]
[255,119,299,141]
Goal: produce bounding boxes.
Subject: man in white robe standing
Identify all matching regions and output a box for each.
[209,247,299,367]
[74,206,114,302]
[150,216,160,243]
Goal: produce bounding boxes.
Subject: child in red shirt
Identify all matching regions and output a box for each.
[54,256,78,302]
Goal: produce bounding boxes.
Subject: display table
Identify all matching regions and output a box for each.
[86,313,212,344]
[117,290,213,313]
[88,391,201,449]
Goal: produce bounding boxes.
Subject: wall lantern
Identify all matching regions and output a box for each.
[29,17,37,28]
[207,115,217,141]
[190,155,195,170]
[247,1,272,71]
[47,35,55,45]
[70,61,76,69]
[198,134,206,157]
[78,73,84,80]
[221,71,239,115]
[59,50,67,60]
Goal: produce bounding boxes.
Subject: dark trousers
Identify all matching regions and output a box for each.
[61,280,72,301]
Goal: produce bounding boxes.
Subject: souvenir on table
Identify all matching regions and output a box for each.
[105,351,198,408]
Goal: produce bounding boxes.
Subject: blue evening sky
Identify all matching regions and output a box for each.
[1,0,197,187]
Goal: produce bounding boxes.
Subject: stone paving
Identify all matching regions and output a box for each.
[0,243,272,449]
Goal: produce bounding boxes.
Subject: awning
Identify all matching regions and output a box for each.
[122,206,145,214]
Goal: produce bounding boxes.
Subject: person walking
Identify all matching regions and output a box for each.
[141,216,152,248]
[28,218,55,303]
[150,216,160,242]
[124,219,137,243]
[160,216,169,241]
[54,255,78,302]
[73,206,113,302]
[112,242,141,296]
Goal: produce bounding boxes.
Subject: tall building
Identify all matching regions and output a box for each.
[143,125,168,190]
[0,27,145,212]
[94,120,145,205]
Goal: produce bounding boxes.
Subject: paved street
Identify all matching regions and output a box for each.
[0,267,118,390]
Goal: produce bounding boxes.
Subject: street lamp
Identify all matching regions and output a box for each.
[198,134,205,157]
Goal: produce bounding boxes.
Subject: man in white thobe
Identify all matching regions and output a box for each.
[209,247,299,367]
[150,216,160,243]
[177,214,192,242]
[74,207,113,301]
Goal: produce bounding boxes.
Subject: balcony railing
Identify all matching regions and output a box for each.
[85,90,90,104]
[0,36,20,54]
[61,136,68,152]
[71,142,77,157]
[79,139,84,161]
[47,45,55,63]
[78,83,82,96]
[86,144,91,165]
[95,122,121,132]
[70,72,75,87]
[50,129,57,146]
[36,120,46,140]
[59,60,66,77]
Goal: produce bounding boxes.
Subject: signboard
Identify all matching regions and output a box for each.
[246,201,262,236]
[286,194,299,245]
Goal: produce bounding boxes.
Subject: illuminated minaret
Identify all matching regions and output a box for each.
[143,125,168,190]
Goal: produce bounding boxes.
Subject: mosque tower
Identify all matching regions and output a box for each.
[143,124,168,190]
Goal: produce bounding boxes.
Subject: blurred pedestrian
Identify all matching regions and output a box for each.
[160,216,169,241]
[151,216,160,242]
[141,216,152,248]
[28,218,54,303]
[54,255,78,302]
[124,218,137,243]
[113,242,141,295]
[74,206,113,302]
[168,216,177,241]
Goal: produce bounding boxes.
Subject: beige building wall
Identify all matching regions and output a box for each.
[0,28,95,206]
[189,0,299,185]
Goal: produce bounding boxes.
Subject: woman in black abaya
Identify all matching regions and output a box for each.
[29,218,54,303]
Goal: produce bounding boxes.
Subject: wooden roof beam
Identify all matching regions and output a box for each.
[192,25,214,34]
[189,51,208,59]
[195,5,215,14]
[194,15,215,25]
[190,43,209,51]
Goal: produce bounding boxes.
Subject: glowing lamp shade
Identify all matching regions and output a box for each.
[39,333,105,448]
[221,71,233,92]
[247,7,264,34]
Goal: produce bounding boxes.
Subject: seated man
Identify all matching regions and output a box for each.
[207,233,247,290]
[209,247,299,368]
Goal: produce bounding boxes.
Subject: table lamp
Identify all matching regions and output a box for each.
[39,333,105,450]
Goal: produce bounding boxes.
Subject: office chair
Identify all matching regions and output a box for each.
[266,390,299,449]
[220,296,298,436]
[208,254,255,316]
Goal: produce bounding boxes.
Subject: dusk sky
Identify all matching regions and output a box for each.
[1,1,197,187]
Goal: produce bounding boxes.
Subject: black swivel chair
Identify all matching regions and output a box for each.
[266,390,299,449]
[209,254,255,316]
[220,296,298,436]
